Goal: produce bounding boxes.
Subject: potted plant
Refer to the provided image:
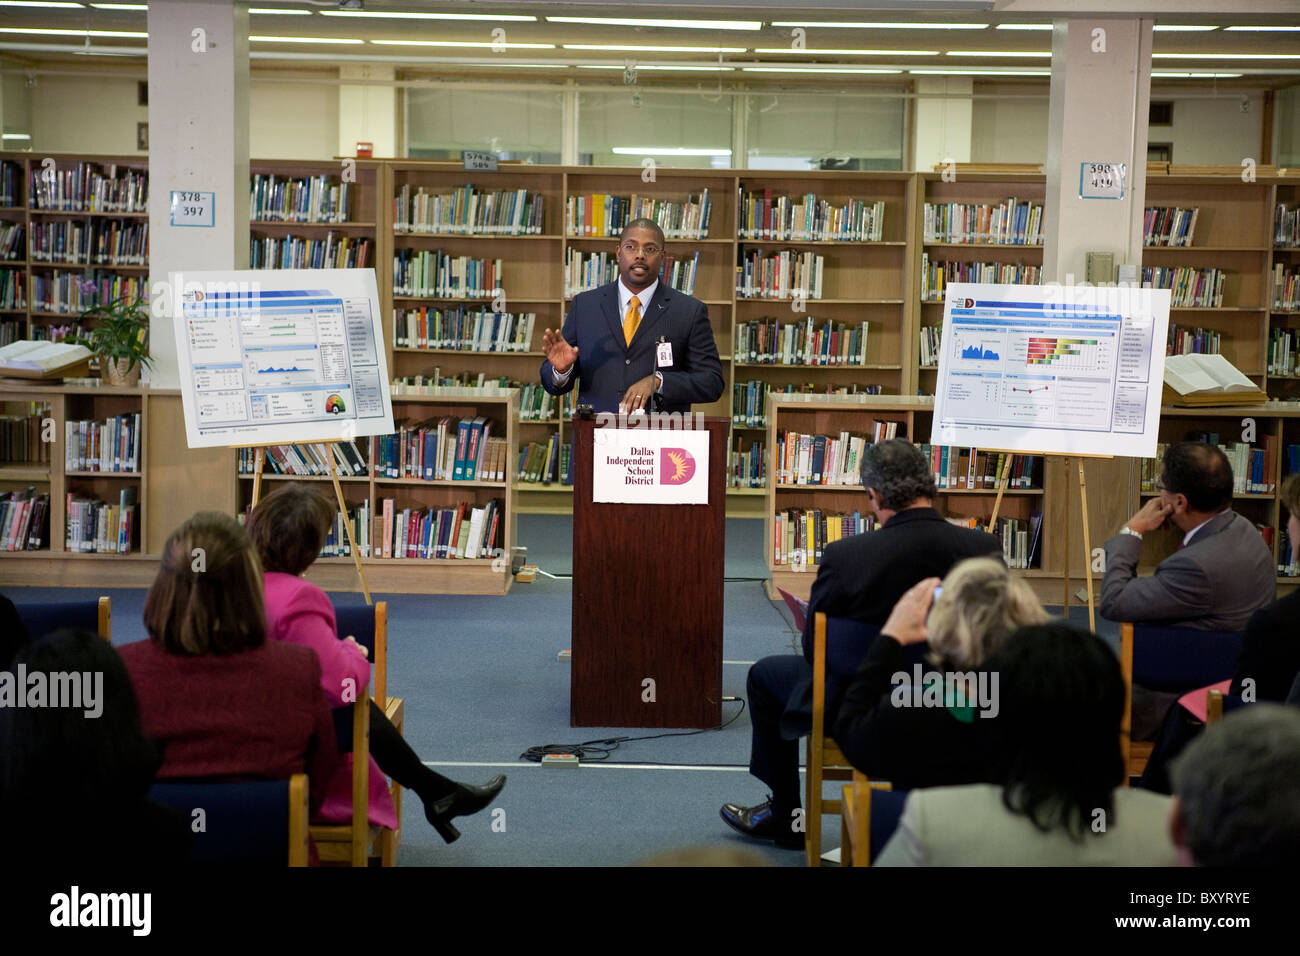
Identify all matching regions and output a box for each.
[73,280,153,387]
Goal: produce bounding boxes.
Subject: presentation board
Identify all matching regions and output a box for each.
[171,269,394,449]
[931,283,1171,458]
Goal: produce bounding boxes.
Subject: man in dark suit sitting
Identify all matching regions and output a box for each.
[1099,441,1275,632]
[720,439,1002,848]
[539,218,724,415]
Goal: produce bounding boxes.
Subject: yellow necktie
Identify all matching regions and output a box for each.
[623,296,642,347]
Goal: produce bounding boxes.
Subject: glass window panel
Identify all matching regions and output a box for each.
[578,89,733,169]
[746,90,905,171]
[406,87,563,163]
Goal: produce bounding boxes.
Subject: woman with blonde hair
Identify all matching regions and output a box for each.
[834,555,1048,789]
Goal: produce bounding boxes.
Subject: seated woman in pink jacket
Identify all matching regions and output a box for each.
[245,483,504,843]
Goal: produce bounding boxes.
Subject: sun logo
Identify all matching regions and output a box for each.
[660,447,696,485]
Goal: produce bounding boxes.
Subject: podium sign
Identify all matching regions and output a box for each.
[571,416,728,728]
[591,428,710,504]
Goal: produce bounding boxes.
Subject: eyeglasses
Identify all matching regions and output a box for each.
[1155,480,1168,492]
[620,240,661,257]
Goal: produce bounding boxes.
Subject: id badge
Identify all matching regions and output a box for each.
[656,341,674,368]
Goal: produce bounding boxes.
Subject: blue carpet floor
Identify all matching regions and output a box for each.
[7,514,1111,867]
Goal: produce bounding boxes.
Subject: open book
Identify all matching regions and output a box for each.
[0,340,93,379]
[1162,353,1267,406]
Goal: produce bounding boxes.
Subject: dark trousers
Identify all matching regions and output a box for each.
[332,700,457,805]
[1138,702,1205,795]
[747,655,815,815]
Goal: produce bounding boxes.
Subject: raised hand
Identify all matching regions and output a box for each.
[542,328,578,374]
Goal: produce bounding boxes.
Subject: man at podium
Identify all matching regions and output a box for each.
[539,219,724,415]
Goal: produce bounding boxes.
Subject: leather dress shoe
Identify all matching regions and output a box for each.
[427,774,507,844]
[720,798,804,849]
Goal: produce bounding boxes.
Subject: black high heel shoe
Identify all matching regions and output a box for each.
[425,774,507,844]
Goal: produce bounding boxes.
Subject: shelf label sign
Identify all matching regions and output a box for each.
[463,151,499,172]
[1079,162,1126,200]
[170,190,215,227]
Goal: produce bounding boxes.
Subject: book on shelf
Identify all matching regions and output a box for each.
[734,317,869,367]
[565,189,710,239]
[738,190,884,242]
[65,412,141,472]
[28,162,148,214]
[64,489,136,554]
[990,513,1042,570]
[238,440,367,477]
[919,324,942,367]
[250,174,352,224]
[1,487,49,551]
[1143,206,1199,247]
[0,161,21,207]
[732,379,768,428]
[920,253,1041,301]
[370,497,505,561]
[1167,325,1222,356]
[371,417,506,482]
[392,249,503,298]
[0,222,25,261]
[729,439,765,488]
[393,306,535,352]
[1271,265,1299,311]
[0,404,51,464]
[517,438,565,484]
[735,249,824,300]
[772,508,877,567]
[1162,354,1267,406]
[32,271,146,315]
[395,184,543,236]
[922,199,1043,245]
[29,219,148,266]
[307,499,371,558]
[250,232,370,270]
[776,428,887,486]
[917,445,1038,491]
[0,340,93,379]
[1276,204,1300,248]
[1140,266,1225,308]
[0,268,24,312]
[563,248,701,297]
[1141,438,1279,495]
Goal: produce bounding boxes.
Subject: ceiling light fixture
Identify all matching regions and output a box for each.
[546,16,761,31]
[320,10,536,20]
[755,47,938,56]
[562,44,746,53]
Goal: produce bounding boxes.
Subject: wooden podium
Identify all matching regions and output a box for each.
[570,415,728,728]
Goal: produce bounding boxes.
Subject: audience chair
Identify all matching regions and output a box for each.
[1205,688,1249,727]
[840,770,898,867]
[328,601,402,866]
[807,612,879,867]
[309,685,387,866]
[14,596,111,643]
[1119,622,1244,780]
[148,773,309,866]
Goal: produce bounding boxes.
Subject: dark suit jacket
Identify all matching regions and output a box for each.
[539,280,724,414]
[779,507,1002,737]
[1230,589,1300,702]
[1099,509,1275,631]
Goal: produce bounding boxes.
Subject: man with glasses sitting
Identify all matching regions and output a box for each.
[540,218,724,415]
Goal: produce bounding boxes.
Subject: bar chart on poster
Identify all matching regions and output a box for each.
[932,283,1171,457]
[171,269,394,448]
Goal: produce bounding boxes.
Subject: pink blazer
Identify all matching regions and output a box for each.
[263,571,398,829]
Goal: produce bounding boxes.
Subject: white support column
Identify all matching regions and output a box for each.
[146,0,249,389]
[339,64,396,159]
[913,77,972,175]
[1043,18,1153,284]
[562,82,579,165]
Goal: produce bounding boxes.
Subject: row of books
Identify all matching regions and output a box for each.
[738,192,885,242]
[1142,206,1199,247]
[733,317,870,367]
[392,250,503,298]
[249,233,371,270]
[565,190,711,239]
[918,446,1039,490]
[1272,265,1300,311]
[777,428,888,486]
[732,379,768,427]
[393,307,536,352]
[1268,327,1297,376]
[919,324,942,367]
[517,435,571,485]
[374,418,505,481]
[1167,325,1222,356]
[65,413,141,473]
[236,440,367,478]
[920,255,1041,301]
[772,509,878,566]
[0,270,23,310]
[0,321,20,346]
[730,439,766,488]
[29,163,148,213]
[735,250,825,300]
[30,272,146,315]
[395,185,544,236]
[1280,530,1298,577]
[373,498,505,561]
[1,488,49,551]
[922,199,1044,245]
[65,488,137,554]
[992,514,1043,569]
[0,406,50,464]
[0,162,20,208]
[0,223,22,261]
[1140,266,1225,308]
[561,248,699,297]
[30,323,79,342]
[1139,439,1283,495]
[1275,204,1300,248]
[518,383,566,422]
[250,174,352,224]
[28,220,148,266]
